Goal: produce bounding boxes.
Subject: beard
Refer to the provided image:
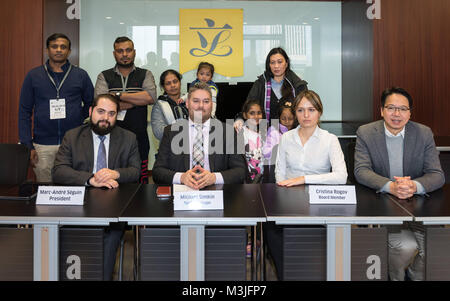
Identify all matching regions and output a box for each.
[90,119,115,136]
[116,61,134,68]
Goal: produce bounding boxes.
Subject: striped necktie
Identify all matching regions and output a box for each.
[192,124,204,168]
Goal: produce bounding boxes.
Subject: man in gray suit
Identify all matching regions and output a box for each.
[153,82,246,188]
[355,87,445,281]
[52,93,140,280]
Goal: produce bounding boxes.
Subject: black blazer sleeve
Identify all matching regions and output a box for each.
[152,125,181,184]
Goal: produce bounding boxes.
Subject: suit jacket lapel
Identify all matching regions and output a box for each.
[208,122,216,172]
[108,128,119,169]
[402,122,414,176]
[177,119,190,171]
[184,153,190,171]
[82,127,95,172]
[374,121,390,177]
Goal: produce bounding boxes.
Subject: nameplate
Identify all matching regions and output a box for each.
[309,185,356,205]
[36,186,85,206]
[173,184,224,211]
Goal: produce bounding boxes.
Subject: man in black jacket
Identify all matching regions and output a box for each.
[153,82,246,188]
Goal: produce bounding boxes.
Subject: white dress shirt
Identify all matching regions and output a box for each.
[275,125,347,184]
[172,119,225,185]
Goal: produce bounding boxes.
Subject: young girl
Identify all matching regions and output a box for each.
[241,99,264,183]
[262,100,296,165]
[183,62,219,117]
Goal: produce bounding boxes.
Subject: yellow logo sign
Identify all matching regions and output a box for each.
[179,9,243,77]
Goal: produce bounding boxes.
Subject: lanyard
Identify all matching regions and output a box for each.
[120,74,129,92]
[44,63,73,99]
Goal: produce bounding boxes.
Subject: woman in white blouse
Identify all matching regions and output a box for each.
[266,90,347,280]
[275,90,347,186]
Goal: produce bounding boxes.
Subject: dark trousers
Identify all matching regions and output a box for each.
[263,222,284,280]
[103,222,126,281]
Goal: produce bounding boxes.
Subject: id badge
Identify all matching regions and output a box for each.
[117,110,127,121]
[50,99,66,120]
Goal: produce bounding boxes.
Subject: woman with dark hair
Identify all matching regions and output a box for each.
[151,69,189,141]
[236,48,308,131]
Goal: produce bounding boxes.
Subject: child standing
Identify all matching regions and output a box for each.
[241,99,264,183]
[191,62,219,116]
[262,101,296,181]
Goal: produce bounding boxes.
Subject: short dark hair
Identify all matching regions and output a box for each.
[114,36,134,48]
[91,94,120,113]
[278,100,298,128]
[381,87,413,109]
[197,62,215,77]
[265,47,291,78]
[46,33,71,49]
[241,99,261,116]
[188,81,212,100]
[160,69,182,89]
[278,97,294,116]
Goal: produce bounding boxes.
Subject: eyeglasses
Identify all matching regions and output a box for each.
[384,105,410,113]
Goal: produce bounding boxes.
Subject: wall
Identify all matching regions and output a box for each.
[373,0,450,142]
[0,0,43,144]
[342,0,373,123]
[44,0,80,65]
[1,0,449,145]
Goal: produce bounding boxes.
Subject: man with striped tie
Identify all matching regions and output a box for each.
[52,94,140,280]
[153,82,246,188]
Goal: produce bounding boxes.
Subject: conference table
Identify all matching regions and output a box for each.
[119,184,266,281]
[0,183,140,281]
[2,182,450,281]
[260,183,413,281]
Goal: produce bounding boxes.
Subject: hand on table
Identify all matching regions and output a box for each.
[94,168,120,183]
[181,165,216,190]
[277,176,306,187]
[89,177,119,189]
[390,176,416,199]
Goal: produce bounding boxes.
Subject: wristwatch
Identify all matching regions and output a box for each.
[115,92,122,99]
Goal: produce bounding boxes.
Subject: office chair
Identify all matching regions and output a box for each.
[346,141,356,184]
[439,152,450,184]
[0,144,30,185]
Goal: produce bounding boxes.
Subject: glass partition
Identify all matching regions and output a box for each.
[80,0,342,120]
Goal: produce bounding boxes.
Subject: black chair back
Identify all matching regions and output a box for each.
[0,144,30,185]
[440,152,450,184]
[346,141,356,184]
